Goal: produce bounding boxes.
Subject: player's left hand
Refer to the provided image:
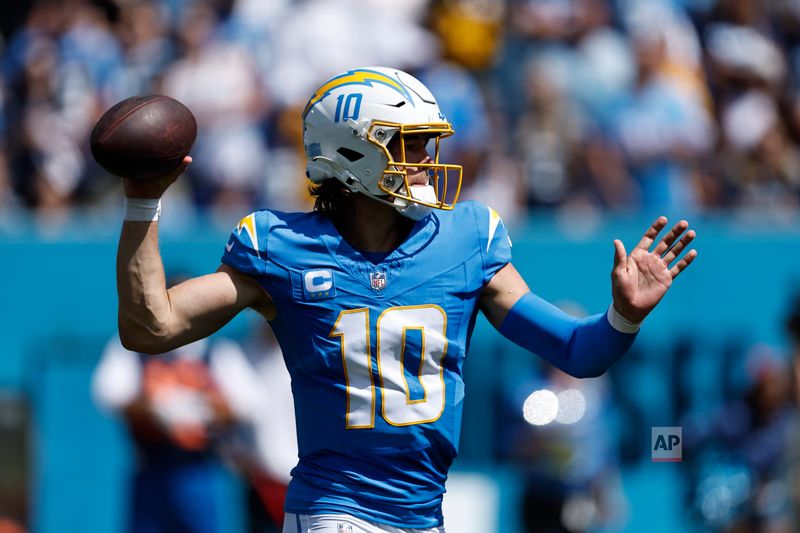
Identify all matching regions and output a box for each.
[611,217,697,323]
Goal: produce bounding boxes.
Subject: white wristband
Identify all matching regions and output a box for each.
[607,304,642,334]
[124,197,161,222]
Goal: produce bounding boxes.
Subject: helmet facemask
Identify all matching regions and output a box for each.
[369,122,463,215]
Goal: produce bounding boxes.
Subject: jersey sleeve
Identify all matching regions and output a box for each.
[220,211,269,276]
[472,202,513,283]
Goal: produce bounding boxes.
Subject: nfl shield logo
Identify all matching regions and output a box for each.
[337,524,353,533]
[370,271,386,291]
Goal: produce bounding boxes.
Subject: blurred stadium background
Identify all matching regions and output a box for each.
[2,0,800,532]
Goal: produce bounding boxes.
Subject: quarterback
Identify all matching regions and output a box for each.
[116,67,697,532]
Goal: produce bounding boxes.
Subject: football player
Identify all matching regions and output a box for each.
[116,67,697,533]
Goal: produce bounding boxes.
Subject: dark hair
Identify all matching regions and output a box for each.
[309,178,354,214]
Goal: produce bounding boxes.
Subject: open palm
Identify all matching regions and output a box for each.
[612,217,697,323]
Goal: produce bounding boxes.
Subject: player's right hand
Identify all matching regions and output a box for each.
[123,156,192,199]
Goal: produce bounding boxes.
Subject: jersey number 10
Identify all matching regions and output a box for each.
[330,305,447,429]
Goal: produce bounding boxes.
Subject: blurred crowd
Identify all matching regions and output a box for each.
[492,291,800,533]
[3,0,800,220]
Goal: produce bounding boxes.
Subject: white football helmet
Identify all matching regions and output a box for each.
[302,67,463,218]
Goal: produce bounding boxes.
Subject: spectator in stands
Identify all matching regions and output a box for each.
[498,362,628,533]
[160,0,269,212]
[211,321,297,533]
[92,331,236,533]
[684,344,796,532]
[718,90,800,209]
[610,16,714,214]
[103,1,176,104]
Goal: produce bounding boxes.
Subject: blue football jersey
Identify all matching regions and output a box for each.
[221,201,512,528]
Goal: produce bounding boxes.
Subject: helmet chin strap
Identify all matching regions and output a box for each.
[394,184,437,220]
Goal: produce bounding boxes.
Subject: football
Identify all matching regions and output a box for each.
[90,95,197,180]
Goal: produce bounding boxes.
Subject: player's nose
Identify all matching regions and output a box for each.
[406,156,431,185]
[405,147,431,168]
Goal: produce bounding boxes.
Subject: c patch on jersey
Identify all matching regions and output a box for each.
[302,269,336,300]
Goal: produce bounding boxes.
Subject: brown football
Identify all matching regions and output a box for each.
[90,95,197,180]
